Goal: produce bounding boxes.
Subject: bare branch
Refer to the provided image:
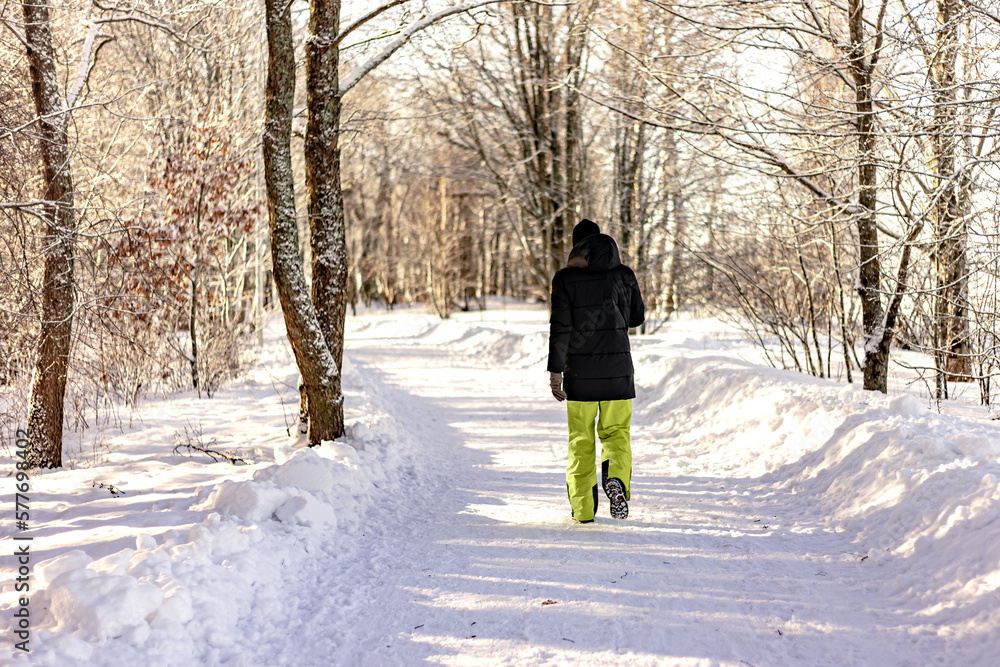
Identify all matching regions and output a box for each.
[66,2,103,109]
[93,1,212,52]
[335,0,412,48]
[340,0,506,96]
[0,201,50,222]
[964,0,1000,25]
[0,9,28,50]
[572,85,858,216]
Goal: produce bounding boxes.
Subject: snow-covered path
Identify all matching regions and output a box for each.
[14,305,997,666]
[249,312,948,667]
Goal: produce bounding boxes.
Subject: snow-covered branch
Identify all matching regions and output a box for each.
[964,0,1000,25]
[0,201,52,222]
[339,0,505,96]
[0,9,29,50]
[335,0,411,48]
[93,1,213,52]
[572,86,860,217]
[66,3,102,110]
[0,200,49,208]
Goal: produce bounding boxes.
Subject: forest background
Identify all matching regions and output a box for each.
[2,0,999,467]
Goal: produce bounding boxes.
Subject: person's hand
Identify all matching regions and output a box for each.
[550,371,567,401]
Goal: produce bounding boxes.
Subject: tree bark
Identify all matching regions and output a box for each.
[305,0,347,438]
[665,128,686,316]
[190,182,205,392]
[190,266,199,392]
[264,0,342,444]
[848,0,888,393]
[795,233,824,378]
[23,0,77,468]
[828,219,854,384]
[931,0,970,388]
[615,119,644,259]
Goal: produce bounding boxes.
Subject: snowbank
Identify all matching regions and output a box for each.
[410,312,1000,650]
[3,356,406,667]
[633,351,1000,650]
[349,311,548,369]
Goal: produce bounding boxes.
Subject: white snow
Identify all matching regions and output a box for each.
[3,301,1000,665]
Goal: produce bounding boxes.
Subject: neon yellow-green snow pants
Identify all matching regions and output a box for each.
[566,399,632,522]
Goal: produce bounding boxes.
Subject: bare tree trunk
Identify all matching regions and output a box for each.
[705,164,721,302]
[510,2,564,278]
[848,0,887,393]
[562,86,580,238]
[305,0,347,437]
[190,266,199,392]
[559,2,590,255]
[665,128,686,316]
[382,160,399,307]
[479,208,489,309]
[431,177,454,318]
[263,0,342,444]
[828,219,854,384]
[458,197,475,310]
[23,0,77,468]
[190,182,205,392]
[795,234,824,378]
[615,119,644,260]
[932,0,970,387]
[365,150,393,304]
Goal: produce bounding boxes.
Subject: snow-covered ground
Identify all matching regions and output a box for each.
[3,301,1000,666]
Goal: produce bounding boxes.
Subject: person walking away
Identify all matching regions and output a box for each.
[547,219,645,523]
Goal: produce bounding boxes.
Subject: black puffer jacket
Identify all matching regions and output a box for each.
[547,234,645,401]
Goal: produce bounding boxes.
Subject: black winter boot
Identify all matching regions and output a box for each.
[605,478,628,519]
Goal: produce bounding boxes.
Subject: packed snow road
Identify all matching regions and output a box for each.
[9,304,998,666]
[248,308,959,666]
